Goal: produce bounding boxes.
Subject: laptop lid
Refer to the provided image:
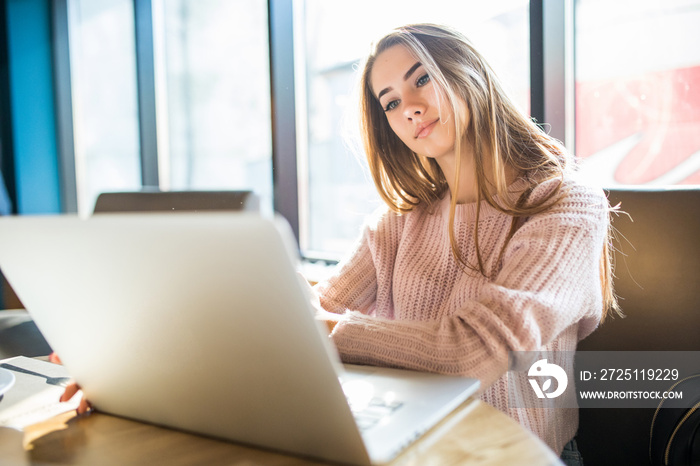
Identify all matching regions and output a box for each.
[0,213,479,465]
[0,213,372,464]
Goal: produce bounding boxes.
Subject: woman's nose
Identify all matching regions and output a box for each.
[403,98,427,120]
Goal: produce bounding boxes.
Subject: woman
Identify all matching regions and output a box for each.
[312,23,618,463]
[63,22,615,464]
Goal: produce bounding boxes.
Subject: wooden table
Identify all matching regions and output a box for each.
[0,310,562,465]
[0,396,562,465]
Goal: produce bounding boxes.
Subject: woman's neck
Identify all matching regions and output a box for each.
[436,145,517,204]
[436,146,478,204]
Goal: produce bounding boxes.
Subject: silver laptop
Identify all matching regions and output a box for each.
[0,213,479,465]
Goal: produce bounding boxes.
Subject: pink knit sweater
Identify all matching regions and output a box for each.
[313,177,608,455]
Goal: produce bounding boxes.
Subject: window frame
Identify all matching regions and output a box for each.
[15,0,569,247]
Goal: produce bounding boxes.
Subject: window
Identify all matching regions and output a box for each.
[152,0,273,214]
[11,1,699,254]
[296,0,531,258]
[575,0,700,186]
[68,0,141,216]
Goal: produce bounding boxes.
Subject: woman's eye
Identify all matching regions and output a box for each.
[384,100,399,112]
[416,74,430,87]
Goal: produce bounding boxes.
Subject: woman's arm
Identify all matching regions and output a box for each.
[327,186,609,389]
[313,206,402,316]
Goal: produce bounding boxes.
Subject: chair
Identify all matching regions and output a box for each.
[93,189,259,214]
[0,171,45,359]
[0,310,52,359]
[576,188,700,465]
[1,189,260,360]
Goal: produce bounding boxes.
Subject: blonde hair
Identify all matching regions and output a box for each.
[358,24,619,320]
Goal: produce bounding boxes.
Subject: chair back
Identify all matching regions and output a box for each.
[93,190,259,214]
[576,188,700,465]
[0,310,52,359]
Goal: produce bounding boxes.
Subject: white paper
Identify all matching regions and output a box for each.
[0,356,80,430]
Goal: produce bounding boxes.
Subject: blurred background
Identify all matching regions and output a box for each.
[0,0,698,261]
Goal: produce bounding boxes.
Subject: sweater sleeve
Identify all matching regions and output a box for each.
[313,206,402,316]
[328,184,609,390]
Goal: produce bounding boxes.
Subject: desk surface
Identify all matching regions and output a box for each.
[0,312,562,465]
[0,397,562,465]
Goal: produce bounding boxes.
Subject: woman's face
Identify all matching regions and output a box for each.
[370,44,464,159]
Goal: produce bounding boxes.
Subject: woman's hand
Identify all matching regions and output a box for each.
[297,272,343,334]
[315,308,342,335]
[50,352,93,416]
[60,382,93,415]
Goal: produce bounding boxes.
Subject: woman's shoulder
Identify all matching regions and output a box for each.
[528,175,609,221]
[361,202,406,235]
[363,198,439,230]
[531,173,606,203]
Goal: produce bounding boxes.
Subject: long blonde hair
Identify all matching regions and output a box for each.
[358,24,619,320]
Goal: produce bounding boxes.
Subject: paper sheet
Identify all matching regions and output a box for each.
[0,356,80,430]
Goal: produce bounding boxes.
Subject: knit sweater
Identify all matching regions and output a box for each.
[313,176,609,455]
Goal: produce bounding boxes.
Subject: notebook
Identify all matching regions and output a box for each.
[0,213,479,465]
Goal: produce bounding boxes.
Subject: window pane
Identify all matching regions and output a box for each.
[68,0,142,215]
[153,0,272,213]
[575,0,700,186]
[298,1,530,258]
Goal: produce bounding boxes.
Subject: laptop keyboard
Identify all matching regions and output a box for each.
[350,397,404,431]
[340,370,405,431]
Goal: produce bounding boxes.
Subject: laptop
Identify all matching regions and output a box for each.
[0,213,479,465]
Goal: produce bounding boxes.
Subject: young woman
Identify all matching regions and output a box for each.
[62,22,616,464]
[311,23,618,463]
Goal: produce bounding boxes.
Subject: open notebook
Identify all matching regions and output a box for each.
[0,213,479,465]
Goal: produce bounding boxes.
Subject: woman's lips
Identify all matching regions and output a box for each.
[414,118,439,139]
